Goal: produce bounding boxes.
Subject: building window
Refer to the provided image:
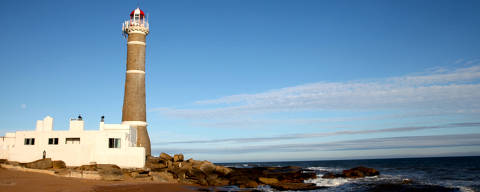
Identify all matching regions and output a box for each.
[65,138,80,144]
[108,138,121,148]
[48,138,59,145]
[24,138,35,145]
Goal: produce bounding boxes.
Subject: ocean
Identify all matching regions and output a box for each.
[218,156,480,192]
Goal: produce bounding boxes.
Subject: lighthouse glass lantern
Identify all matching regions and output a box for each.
[122,8,149,37]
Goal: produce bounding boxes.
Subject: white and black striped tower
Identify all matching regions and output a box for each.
[122,8,151,156]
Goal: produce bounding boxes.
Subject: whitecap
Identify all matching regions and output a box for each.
[458,186,475,192]
[306,166,343,173]
[304,177,350,187]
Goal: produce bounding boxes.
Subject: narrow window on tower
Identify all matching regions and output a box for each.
[108,138,121,148]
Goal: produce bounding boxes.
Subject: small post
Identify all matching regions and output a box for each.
[43,150,46,159]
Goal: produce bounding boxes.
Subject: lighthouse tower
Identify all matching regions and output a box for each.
[122,8,151,156]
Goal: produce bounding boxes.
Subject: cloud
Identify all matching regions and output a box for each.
[153,133,480,154]
[153,122,480,145]
[151,64,480,119]
[20,104,27,109]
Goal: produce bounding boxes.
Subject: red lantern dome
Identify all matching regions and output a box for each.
[130,8,145,19]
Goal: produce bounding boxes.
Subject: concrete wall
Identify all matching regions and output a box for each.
[0,117,145,168]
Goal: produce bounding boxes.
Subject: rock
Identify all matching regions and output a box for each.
[150,163,168,171]
[342,166,379,178]
[160,153,173,162]
[97,164,123,181]
[25,158,53,169]
[199,161,216,174]
[258,177,279,185]
[270,183,320,191]
[147,156,162,164]
[173,154,184,162]
[131,170,151,180]
[229,175,252,186]
[151,171,177,183]
[215,165,232,176]
[52,160,66,169]
[322,172,343,179]
[369,183,457,192]
[321,166,380,179]
[402,178,413,184]
[97,164,120,171]
[186,169,208,185]
[226,166,317,190]
[171,166,188,179]
[79,164,97,171]
[208,177,230,186]
[166,160,173,169]
[243,180,259,188]
[5,161,21,166]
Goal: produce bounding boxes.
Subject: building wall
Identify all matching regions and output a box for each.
[0,119,145,168]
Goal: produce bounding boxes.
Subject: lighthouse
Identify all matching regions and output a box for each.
[122,8,151,156]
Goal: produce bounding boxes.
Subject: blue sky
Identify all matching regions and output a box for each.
[1,0,479,162]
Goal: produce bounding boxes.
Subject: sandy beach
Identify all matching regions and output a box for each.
[0,167,196,192]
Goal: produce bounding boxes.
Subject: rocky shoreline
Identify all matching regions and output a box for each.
[0,154,390,191]
[0,154,321,191]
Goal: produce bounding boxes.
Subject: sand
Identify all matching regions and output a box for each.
[0,167,197,192]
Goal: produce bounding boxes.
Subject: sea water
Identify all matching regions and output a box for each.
[219,156,480,192]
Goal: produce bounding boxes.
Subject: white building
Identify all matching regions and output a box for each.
[0,116,145,168]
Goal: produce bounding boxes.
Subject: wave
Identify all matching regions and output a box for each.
[306,166,344,173]
[305,177,350,187]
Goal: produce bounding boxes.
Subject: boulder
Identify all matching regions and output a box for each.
[151,171,177,183]
[25,158,53,169]
[402,178,413,184]
[131,170,151,180]
[215,165,232,176]
[258,177,279,185]
[170,166,188,179]
[226,166,317,190]
[323,172,344,179]
[6,161,21,166]
[342,166,379,178]
[160,153,173,162]
[97,164,120,171]
[229,175,252,186]
[97,164,123,181]
[166,160,173,169]
[199,161,216,174]
[321,166,380,179]
[369,183,456,192]
[243,180,259,188]
[79,164,97,171]
[173,154,184,162]
[146,156,162,164]
[52,160,66,169]
[207,175,230,186]
[149,163,167,171]
[270,183,320,191]
[186,168,208,185]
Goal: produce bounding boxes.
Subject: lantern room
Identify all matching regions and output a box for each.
[122,7,149,36]
[130,8,145,24]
